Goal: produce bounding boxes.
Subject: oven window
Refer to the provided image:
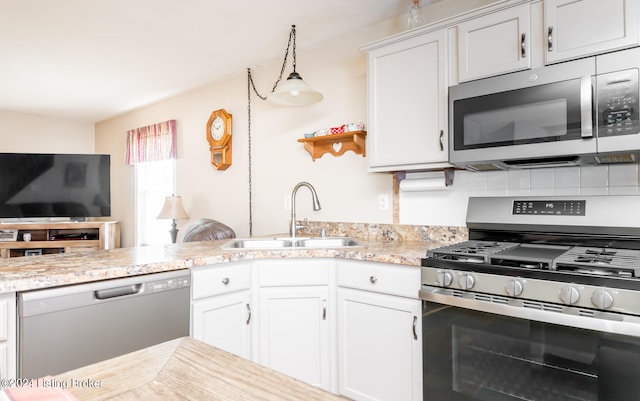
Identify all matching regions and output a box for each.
[452,79,584,150]
[423,301,640,401]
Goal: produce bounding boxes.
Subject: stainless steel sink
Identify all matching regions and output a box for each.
[221,238,294,249]
[294,237,363,248]
[221,237,363,250]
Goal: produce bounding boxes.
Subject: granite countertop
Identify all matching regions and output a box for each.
[0,237,450,294]
[52,336,349,401]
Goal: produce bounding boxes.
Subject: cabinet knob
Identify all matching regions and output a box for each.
[369,276,378,284]
[547,26,554,52]
[221,277,230,285]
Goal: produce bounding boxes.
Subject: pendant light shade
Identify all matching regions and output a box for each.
[267,72,323,106]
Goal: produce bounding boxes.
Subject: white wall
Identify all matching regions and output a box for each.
[400,164,640,226]
[95,20,406,247]
[0,110,94,153]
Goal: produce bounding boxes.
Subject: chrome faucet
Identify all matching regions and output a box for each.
[290,182,321,237]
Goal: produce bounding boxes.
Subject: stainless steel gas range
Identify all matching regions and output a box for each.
[419,195,640,401]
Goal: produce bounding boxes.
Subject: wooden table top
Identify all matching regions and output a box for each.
[55,337,350,401]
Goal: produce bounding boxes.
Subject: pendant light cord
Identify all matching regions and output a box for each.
[246,25,297,236]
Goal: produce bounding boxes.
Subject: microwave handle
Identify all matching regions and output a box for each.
[580,75,593,138]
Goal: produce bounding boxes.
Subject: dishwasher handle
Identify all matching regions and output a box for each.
[94,284,143,300]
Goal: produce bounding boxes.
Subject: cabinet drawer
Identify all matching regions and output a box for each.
[192,263,251,300]
[258,259,330,287]
[337,261,420,298]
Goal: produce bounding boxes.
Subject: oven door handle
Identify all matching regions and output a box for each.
[420,285,640,337]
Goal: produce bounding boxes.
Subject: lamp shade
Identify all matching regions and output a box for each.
[267,72,323,107]
[157,195,189,220]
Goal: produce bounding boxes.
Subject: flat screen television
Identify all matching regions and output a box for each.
[0,153,111,220]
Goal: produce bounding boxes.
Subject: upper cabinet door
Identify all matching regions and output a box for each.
[365,29,449,172]
[545,0,640,64]
[457,4,531,82]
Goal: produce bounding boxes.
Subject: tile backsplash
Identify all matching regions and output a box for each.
[400,163,640,227]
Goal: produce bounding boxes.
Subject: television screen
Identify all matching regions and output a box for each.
[0,153,111,219]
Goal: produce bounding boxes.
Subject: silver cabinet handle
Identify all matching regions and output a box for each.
[221,277,230,285]
[246,303,251,325]
[547,26,553,52]
[521,33,526,58]
[412,316,418,340]
[322,299,327,320]
[369,276,377,284]
[439,130,444,151]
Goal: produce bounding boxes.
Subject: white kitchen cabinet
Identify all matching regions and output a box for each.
[457,4,531,82]
[337,261,422,401]
[545,0,640,64]
[192,290,252,359]
[258,286,331,390]
[362,29,450,172]
[256,259,334,392]
[191,262,252,359]
[0,292,16,379]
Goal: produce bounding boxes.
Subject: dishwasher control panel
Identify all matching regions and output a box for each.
[144,275,191,293]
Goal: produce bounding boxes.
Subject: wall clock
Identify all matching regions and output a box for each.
[206,108,232,170]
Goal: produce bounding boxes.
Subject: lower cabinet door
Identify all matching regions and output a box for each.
[337,287,422,401]
[191,290,252,360]
[258,286,332,391]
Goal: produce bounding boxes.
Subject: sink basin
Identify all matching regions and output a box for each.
[221,238,294,249]
[221,237,363,250]
[294,237,363,248]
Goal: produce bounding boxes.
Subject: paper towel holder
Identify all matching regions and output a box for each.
[395,168,455,187]
[444,167,455,186]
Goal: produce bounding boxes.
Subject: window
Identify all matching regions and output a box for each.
[135,159,175,246]
[125,120,177,246]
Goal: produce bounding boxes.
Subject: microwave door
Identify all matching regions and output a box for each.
[449,60,597,168]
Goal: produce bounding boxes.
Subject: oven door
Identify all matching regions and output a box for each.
[421,286,640,401]
[449,58,596,170]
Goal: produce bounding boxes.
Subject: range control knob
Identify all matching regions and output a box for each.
[436,271,453,287]
[559,286,580,305]
[505,279,524,297]
[459,274,476,290]
[591,289,614,309]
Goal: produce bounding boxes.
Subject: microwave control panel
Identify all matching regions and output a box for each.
[597,68,639,137]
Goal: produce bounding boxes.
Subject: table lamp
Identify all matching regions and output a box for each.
[157,195,189,243]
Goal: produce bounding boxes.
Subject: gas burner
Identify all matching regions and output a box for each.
[554,247,640,278]
[574,248,617,264]
[427,241,519,263]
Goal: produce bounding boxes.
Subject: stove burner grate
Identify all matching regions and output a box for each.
[427,241,519,263]
[553,247,640,278]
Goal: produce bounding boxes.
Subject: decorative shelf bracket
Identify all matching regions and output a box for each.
[297,131,367,161]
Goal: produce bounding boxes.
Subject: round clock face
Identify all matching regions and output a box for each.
[211,116,225,141]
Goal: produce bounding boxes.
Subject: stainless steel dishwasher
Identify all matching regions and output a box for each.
[18,269,190,378]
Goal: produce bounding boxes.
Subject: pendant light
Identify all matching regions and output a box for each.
[268,70,323,106]
[264,25,323,107]
[245,24,322,235]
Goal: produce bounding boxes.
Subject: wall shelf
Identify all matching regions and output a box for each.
[297,131,367,161]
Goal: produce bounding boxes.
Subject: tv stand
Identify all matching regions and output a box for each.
[0,221,120,258]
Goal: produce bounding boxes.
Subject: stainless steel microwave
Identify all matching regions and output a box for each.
[449,47,640,170]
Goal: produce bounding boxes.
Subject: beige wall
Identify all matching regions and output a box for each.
[95,20,409,247]
[0,110,94,153]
